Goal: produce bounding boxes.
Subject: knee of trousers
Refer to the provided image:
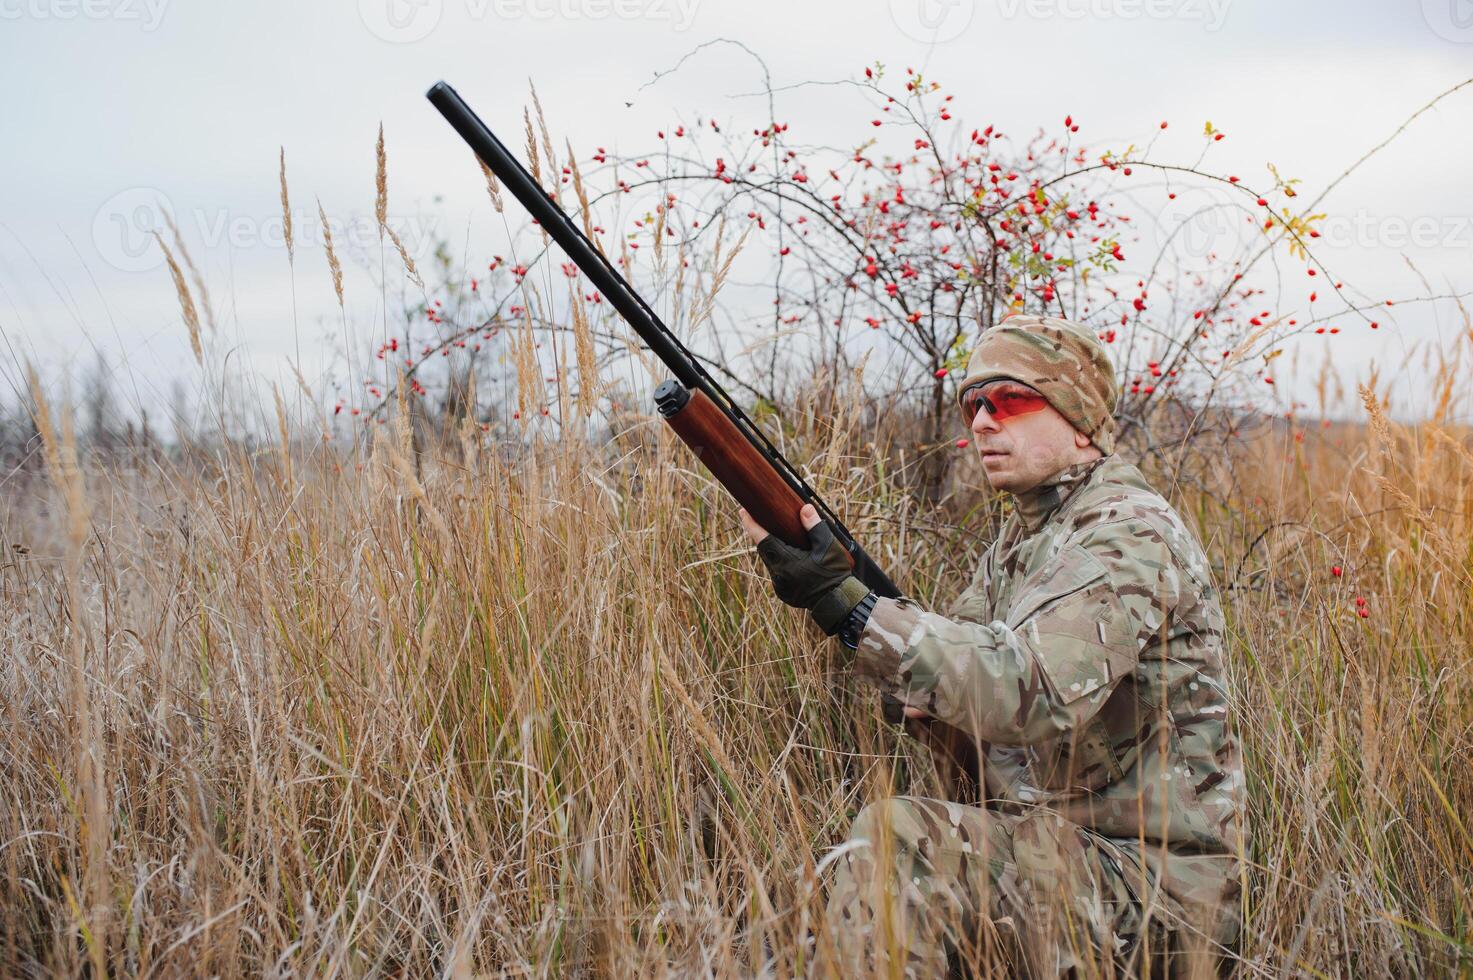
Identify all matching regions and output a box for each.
[845,797,1012,877]
[1005,811,1090,896]
[839,798,1021,933]
[840,797,936,885]
[845,797,943,861]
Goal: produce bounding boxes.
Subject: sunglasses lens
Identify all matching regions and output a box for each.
[986,384,1049,421]
[962,382,1048,423]
[960,385,986,422]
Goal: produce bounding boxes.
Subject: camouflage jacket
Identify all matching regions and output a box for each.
[852,454,1246,945]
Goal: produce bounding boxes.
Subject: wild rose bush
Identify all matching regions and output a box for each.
[345,63,1416,503]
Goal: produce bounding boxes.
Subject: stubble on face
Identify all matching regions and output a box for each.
[972,411,1087,493]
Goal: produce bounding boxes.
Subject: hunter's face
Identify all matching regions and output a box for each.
[963,379,1094,493]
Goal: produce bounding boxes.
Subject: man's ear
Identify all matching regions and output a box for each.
[1073,429,1092,449]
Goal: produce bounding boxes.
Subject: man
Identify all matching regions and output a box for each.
[738,314,1245,977]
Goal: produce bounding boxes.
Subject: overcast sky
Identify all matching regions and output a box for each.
[3,0,1471,431]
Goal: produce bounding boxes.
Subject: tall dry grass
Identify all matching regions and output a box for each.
[5,97,1472,975]
[3,330,1472,976]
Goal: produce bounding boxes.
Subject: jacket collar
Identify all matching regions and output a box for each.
[1011,455,1109,532]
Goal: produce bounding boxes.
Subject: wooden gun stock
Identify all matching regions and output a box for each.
[655,381,813,550]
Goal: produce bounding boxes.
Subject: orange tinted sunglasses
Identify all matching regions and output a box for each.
[960,379,1050,425]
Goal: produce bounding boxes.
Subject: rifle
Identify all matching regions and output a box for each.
[426,80,980,801]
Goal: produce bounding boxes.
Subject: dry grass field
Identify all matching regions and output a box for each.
[3,322,1472,978]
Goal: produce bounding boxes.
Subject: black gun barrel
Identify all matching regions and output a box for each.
[428,82,705,394]
[425,80,899,600]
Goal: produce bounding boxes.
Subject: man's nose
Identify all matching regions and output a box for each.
[970,407,999,435]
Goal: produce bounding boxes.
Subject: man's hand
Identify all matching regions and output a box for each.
[737,504,870,636]
[739,505,928,720]
[737,502,815,545]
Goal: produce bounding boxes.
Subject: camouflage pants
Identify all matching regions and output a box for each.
[817,796,1158,978]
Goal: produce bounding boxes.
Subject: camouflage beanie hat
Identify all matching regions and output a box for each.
[955,313,1121,454]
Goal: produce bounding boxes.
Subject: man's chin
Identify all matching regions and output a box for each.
[980,455,1018,492]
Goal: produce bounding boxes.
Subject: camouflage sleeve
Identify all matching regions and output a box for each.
[851,518,1184,745]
